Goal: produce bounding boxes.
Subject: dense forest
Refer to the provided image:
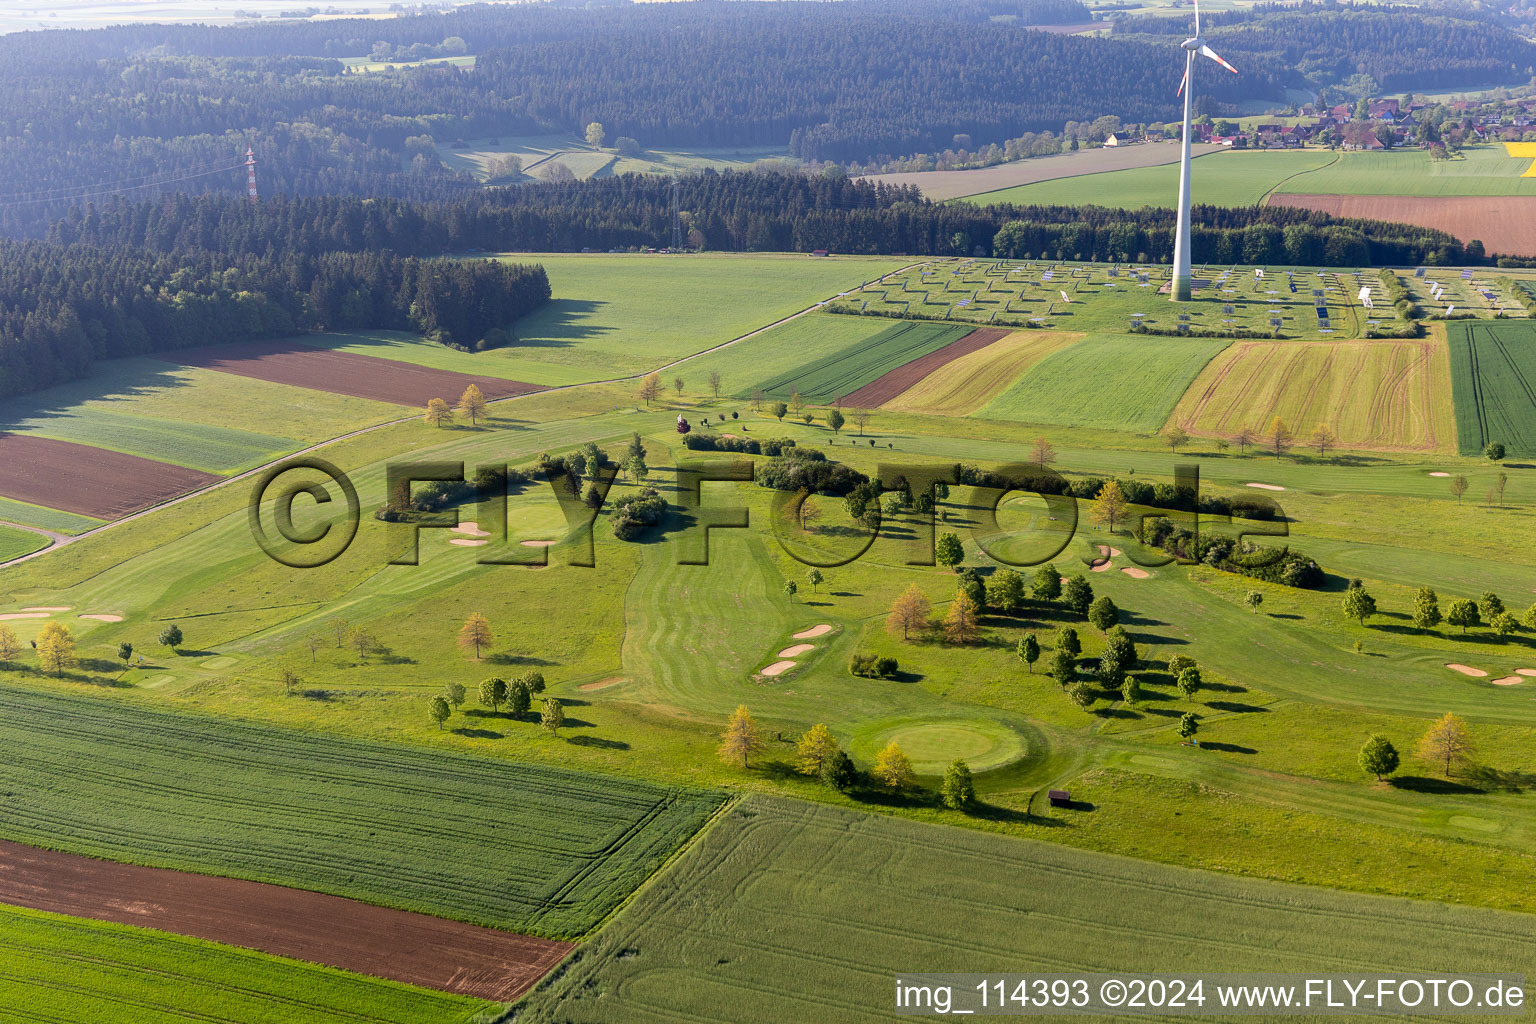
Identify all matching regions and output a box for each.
[5,0,1513,234]
[1115,4,1536,93]
[0,243,549,398]
[51,168,1477,266]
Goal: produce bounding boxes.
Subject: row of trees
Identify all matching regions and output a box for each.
[1359,712,1475,780]
[1345,583,1531,639]
[427,674,564,734]
[0,621,185,678]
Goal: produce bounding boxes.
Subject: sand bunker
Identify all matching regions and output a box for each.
[778,644,815,658]
[21,606,70,612]
[580,677,625,691]
[521,539,555,547]
[1120,567,1150,579]
[761,660,796,677]
[1446,663,1488,677]
[1090,545,1122,572]
[0,612,49,621]
[1491,676,1523,686]
[1518,669,1536,677]
[452,521,490,537]
[449,538,488,547]
[1245,482,1285,491]
[793,624,833,639]
[1429,472,1450,478]
[79,614,124,622]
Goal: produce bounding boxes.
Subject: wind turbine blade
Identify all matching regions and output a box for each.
[1199,44,1238,74]
[1176,68,1187,97]
[1195,0,1202,35]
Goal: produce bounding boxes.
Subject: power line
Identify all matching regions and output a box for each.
[0,163,245,209]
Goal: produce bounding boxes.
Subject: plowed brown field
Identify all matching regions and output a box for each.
[1269,194,1536,257]
[0,433,219,519]
[169,340,545,406]
[0,839,572,1001]
[841,327,1010,407]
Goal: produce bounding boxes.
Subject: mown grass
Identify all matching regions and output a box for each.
[1445,319,1536,456]
[980,333,1228,431]
[1275,144,1535,197]
[0,904,484,1024]
[674,313,900,400]
[755,320,972,403]
[0,683,722,938]
[0,496,102,536]
[1167,336,1455,451]
[514,795,1536,1022]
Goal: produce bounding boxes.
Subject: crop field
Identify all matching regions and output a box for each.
[1273,145,1536,197]
[0,434,221,520]
[1169,337,1455,451]
[1446,319,1536,456]
[515,797,1536,1022]
[882,330,1082,415]
[0,497,102,537]
[863,143,1225,202]
[980,333,1228,432]
[0,683,723,938]
[0,904,484,1024]
[836,259,1375,340]
[1270,194,1536,258]
[674,313,904,399]
[755,321,973,403]
[840,327,1010,407]
[961,149,1335,208]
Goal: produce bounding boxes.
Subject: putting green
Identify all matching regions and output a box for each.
[851,716,1028,774]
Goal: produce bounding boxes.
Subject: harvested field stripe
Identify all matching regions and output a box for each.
[885,331,1082,416]
[756,321,972,404]
[0,839,569,1002]
[840,327,1010,407]
[0,434,221,520]
[167,340,545,407]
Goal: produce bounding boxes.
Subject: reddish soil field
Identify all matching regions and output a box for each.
[841,327,1011,407]
[1269,194,1536,258]
[0,839,572,1002]
[167,340,546,406]
[0,433,219,519]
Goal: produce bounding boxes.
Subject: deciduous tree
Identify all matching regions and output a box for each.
[348,626,376,661]
[443,681,466,708]
[1480,591,1505,622]
[1233,427,1256,455]
[708,371,723,398]
[941,759,975,810]
[1446,598,1479,632]
[456,383,488,426]
[458,612,493,658]
[280,666,301,695]
[1062,574,1093,618]
[638,373,662,407]
[1244,590,1263,614]
[1417,712,1473,777]
[1177,666,1202,699]
[783,579,799,602]
[991,570,1025,615]
[1450,475,1468,501]
[872,740,914,790]
[1032,564,1061,602]
[718,704,765,768]
[425,397,453,427]
[795,723,839,776]
[1164,424,1189,453]
[1032,436,1054,469]
[1017,633,1040,672]
[1358,734,1399,780]
[0,625,20,663]
[943,590,981,644]
[429,695,451,729]
[1178,712,1200,741]
[1121,675,1141,705]
[1091,480,1128,533]
[886,584,931,640]
[770,401,788,422]
[820,750,858,791]
[158,624,183,652]
[1342,586,1377,626]
[479,676,508,713]
[1067,681,1096,709]
[36,622,76,677]
[1269,417,1294,460]
[1310,424,1337,457]
[117,641,134,668]
[305,632,324,661]
[1054,624,1081,658]
[1050,648,1077,687]
[541,697,565,737]
[852,408,873,435]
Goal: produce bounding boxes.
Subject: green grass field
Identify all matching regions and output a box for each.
[754,320,972,402]
[962,149,1335,207]
[0,497,103,536]
[980,333,1228,431]
[0,904,483,1024]
[0,524,49,561]
[1446,319,1536,456]
[1274,145,1536,197]
[304,255,911,387]
[515,796,1536,1022]
[674,313,906,399]
[0,683,721,938]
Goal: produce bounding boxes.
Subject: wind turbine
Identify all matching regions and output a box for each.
[1170,0,1238,302]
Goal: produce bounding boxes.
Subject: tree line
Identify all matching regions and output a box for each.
[52,170,1479,265]
[0,241,548,397]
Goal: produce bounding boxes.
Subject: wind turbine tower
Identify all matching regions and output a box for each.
[1171,0,1237,301]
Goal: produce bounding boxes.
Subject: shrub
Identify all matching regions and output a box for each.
[612,487,667,540]
[850,653,898,678]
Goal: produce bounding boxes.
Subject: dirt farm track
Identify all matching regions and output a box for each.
[1269,194,1536,258]
[0,839,572,1001]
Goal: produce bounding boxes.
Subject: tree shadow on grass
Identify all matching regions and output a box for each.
[485,652,556,666]
[1199,741,1257,754]
[451,727,504,739]
[1095,706,1140,719]
[1390,775,1485,795]
[1464,765,1536,792]
[567,735,630,750]
[1206,701,1268,714]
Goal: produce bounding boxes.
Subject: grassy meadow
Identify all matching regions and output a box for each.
[0,904,485,1024]
[515,796,1536,1022]
[962,149,1335,207]
[1273,145,1536,197]
[755,321,971,402]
